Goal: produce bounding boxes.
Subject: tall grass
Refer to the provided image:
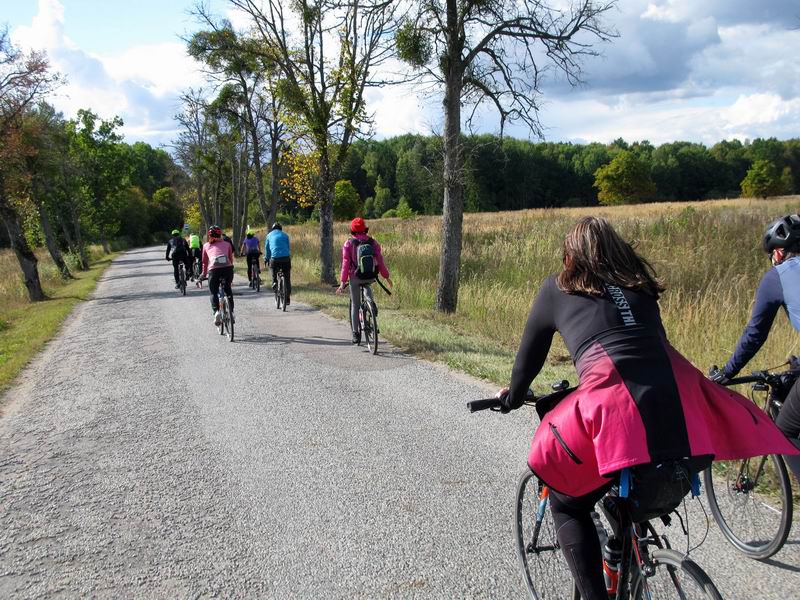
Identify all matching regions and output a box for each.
[286,196,800,388]
[0,245,112,396]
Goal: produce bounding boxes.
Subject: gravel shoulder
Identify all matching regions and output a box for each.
[0,247,797,599]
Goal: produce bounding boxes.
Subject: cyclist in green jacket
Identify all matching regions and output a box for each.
[188,232,202,281]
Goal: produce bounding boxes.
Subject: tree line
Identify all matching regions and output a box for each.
[330,134,800,215]
[0,29,185,301]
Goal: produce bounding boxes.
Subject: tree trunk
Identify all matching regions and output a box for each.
[435,65,464,313]
[0,186,46,301]
[318,151,336,285]
[196,180,210,234]
[100,235,111,254]
[70,202,89,270]
[245,103,271,228]
[38,203,72,279]
[268,135,281,226]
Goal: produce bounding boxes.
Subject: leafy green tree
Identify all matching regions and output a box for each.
[741,160,782,198]
[372,178,395,216]
[594,151,657,205]
[333,180,361,221]
[150,187,183,236]
[780,166,794,195]
[363,197,375,218]
[67,109,129,252]
[0,29,60,300]
[116,187,151,246]
[231,0,397,284]
[396,197,416,219]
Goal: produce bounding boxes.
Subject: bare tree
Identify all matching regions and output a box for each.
[188,8,285,229]
[0,28,60,301]
[229,0,398,284]
[397,0,616,312]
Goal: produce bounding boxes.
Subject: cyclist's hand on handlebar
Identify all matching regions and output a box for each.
[708,365,729,385]
[335,283,345,295]
[495,387,511,413]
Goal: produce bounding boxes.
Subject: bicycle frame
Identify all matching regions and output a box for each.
[531,484,665,600]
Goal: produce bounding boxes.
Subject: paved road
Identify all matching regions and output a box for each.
[0,247,797,599]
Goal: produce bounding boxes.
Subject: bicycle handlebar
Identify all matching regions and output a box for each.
[467,398,503,412]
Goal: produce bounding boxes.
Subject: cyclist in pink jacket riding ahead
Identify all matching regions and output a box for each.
[495,216,798,600]
[201,225,235,326]
[336,218,393,344]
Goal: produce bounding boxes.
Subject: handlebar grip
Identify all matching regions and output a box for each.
[467,398,502,413]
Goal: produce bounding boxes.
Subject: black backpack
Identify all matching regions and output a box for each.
[620,455,712,522]
[353,237,378,280]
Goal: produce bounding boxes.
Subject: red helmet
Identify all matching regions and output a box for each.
[208,225,222,239]
[350,217,367,234]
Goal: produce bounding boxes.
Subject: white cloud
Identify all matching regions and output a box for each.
[11,0,205,146]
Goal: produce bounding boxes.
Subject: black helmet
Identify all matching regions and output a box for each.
[763,215,800,253]
[271,222,282,231]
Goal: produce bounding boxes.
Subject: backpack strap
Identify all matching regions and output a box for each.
[690,472,701,498]
[619,468,631,498]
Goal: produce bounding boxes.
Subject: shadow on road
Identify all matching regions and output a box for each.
[112,257,164,265]
[236,334,351,347]
[761,555,800,573]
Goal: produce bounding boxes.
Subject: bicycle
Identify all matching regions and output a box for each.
[216,281,234,342]
[468,386,723,600]
[704,367,796,559]
[274,267,287,311]
[248,258,261,292]
[177,262,187,296]
[193,258,203,288]
[346,279,387,355]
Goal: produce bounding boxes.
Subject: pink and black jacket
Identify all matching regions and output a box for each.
[509,276,799,497]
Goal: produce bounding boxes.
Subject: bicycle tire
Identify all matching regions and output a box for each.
[632,548,722,599]
[280,274,286,311]
[703,456,793,559]
[275,274,282,309]
[256,271,261,293]
[514,469,576,600]
[218,297,226,336]
[363,300,378,354]
[179,265,187,295]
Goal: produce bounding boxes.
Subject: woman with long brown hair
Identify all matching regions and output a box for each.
[498,216,796,600]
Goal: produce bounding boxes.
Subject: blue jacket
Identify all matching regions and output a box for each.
[264,230,290,262]
[724,256,800,376]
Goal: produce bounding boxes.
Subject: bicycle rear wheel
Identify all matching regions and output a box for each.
[363,301,378,354]
[218,297,226,336]
[180,268,186,295]
[279,274,286,311]
[514,469,576,600]
[632,549,722,599]
[703,456,792,559]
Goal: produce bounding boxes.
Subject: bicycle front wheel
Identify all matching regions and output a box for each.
[514,469,575,600]
[363,301,377,354]
[632,549,722,599]
[703,456,793,559]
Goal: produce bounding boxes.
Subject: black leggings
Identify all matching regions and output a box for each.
[549,480,615,600]
[776,379,800,482]
[208,266,234,312]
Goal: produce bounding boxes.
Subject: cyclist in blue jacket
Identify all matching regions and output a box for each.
[265,222,291,306]
[711,214,800,483]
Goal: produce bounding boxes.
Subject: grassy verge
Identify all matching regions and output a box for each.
[273,195,800,393]
[0,251,115,394]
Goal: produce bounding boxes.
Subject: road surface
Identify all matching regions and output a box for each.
[1,247,797,598]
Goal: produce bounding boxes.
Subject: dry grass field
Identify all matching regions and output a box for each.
[285,196,800,390]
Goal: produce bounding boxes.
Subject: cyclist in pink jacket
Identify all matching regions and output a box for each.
[336,218,393,344]
[201,225,235,326]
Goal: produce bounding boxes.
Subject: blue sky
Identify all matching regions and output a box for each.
[6,0,800,148]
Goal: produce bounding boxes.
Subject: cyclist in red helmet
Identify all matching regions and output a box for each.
[336,218,392,344]
[201,226,235,326]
